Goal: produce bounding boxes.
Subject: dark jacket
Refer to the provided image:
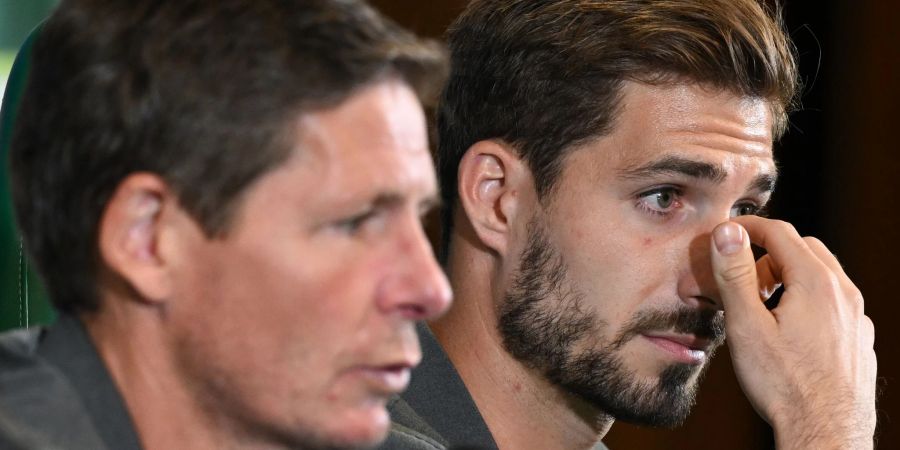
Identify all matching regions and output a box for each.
[382,324,609,450]
[0,315,142,450]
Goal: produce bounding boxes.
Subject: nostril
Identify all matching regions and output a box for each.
[690,295,722,311]
[398,303,428,320]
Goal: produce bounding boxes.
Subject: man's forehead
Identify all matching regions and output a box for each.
[263,87,436,212]
[290,80,430,165]
[561,81,778,189]
[618,82,775,150]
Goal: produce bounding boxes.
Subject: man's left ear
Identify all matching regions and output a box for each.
[456,140,535,256]
[97,173,176,303]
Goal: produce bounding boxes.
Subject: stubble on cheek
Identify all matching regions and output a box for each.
[498,217,727,426]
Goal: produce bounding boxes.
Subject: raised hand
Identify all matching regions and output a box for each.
[710,216,876,450]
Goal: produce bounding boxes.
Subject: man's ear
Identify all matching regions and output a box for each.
[457,140,532,255]
[97,173,175,303]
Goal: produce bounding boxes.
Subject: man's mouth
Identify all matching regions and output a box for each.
[351,347,420,395]
[356,363,414,393]
[641,333,712,365]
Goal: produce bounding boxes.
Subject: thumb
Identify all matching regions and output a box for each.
[711,221,771,330]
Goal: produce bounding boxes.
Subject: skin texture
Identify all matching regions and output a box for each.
[434,81,875,449]
[88,79,452,450]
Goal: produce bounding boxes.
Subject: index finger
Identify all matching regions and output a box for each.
[731,216,830,287]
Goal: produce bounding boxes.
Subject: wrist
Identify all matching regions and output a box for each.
[773,416,873,450]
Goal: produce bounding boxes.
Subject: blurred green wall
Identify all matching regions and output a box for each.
[0,0,57,331]
[0,0,58,98]
[0,0,57,49]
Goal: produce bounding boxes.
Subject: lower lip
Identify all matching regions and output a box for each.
[642,336,706,365]
[356,366,411,393]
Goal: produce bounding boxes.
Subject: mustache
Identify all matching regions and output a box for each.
[610,307,725,350]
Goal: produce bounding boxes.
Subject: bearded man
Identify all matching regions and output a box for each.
[383,1,877,449]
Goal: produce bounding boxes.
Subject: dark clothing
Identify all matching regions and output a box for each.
[382,324,609,450]
[384,323,496,450]
[0,315,142,450]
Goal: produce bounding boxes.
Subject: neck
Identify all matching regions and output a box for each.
[83,293,244,450]
[431,241,613,450]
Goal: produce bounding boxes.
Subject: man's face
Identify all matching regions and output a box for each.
[499,82,776,426]
[168,80,451,448]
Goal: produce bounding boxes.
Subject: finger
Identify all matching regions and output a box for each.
[861,315,875,350]
[801,237,865,316]
[755,253,782,300]
[732,216,828,286]
[711,221,775,331]
[802,236,846,276]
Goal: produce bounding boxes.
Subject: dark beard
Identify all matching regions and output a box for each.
[498,218,725,427]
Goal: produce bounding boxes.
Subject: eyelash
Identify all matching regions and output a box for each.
[635,187,766,218]
[334,210,377,235]
[636,187,683,217]
[332,206,434,238]
[732,202,766,217]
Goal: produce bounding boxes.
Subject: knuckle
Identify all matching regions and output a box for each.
[862,315,875,339]
[802,235,825,249]
[849,287,865,311]
[774,219,798,236]
[815,271,843,298]
[719,263,756,284]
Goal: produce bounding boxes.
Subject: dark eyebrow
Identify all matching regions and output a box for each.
[370,193,442,212]
[618,155,778,193]
[371,193,404,209]
[619,155,727,183]
[749,173,777,194]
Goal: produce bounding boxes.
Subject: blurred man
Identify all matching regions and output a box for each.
[385,1,876,449]
[0,0,451,449]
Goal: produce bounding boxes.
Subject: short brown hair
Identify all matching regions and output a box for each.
[437,0,798,257]
[10,0,447,313]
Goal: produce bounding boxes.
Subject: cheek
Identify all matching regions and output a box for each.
[281,250,388,343]
[170,240,398,444]
[182,241,384,365]
[288,245,417,362]
[557,217,680,320]
[626,237,688,304]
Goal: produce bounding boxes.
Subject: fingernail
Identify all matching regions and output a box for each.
[714,222,745,255]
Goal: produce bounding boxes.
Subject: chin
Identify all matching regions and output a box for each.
[321,406,392,449]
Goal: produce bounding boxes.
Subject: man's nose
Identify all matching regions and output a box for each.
[376,217,452,320]
[680,231,723,310]
[679,215,741,311]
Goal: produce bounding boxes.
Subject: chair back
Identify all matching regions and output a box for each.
[0,27,55,332]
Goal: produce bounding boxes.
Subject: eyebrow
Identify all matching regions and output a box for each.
[749,173,777,193]
[369,192,442,212]
[618,155,778,193]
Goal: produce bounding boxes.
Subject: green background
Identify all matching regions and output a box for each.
[0,0,56,82]
[0,0,58,331]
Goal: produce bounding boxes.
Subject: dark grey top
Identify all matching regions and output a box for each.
[382,324,609,450]
[0,314,142,450]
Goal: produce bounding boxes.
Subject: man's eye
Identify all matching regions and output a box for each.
[637,188,682,216]
[731,203,762,217]
[334,210,376,235]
